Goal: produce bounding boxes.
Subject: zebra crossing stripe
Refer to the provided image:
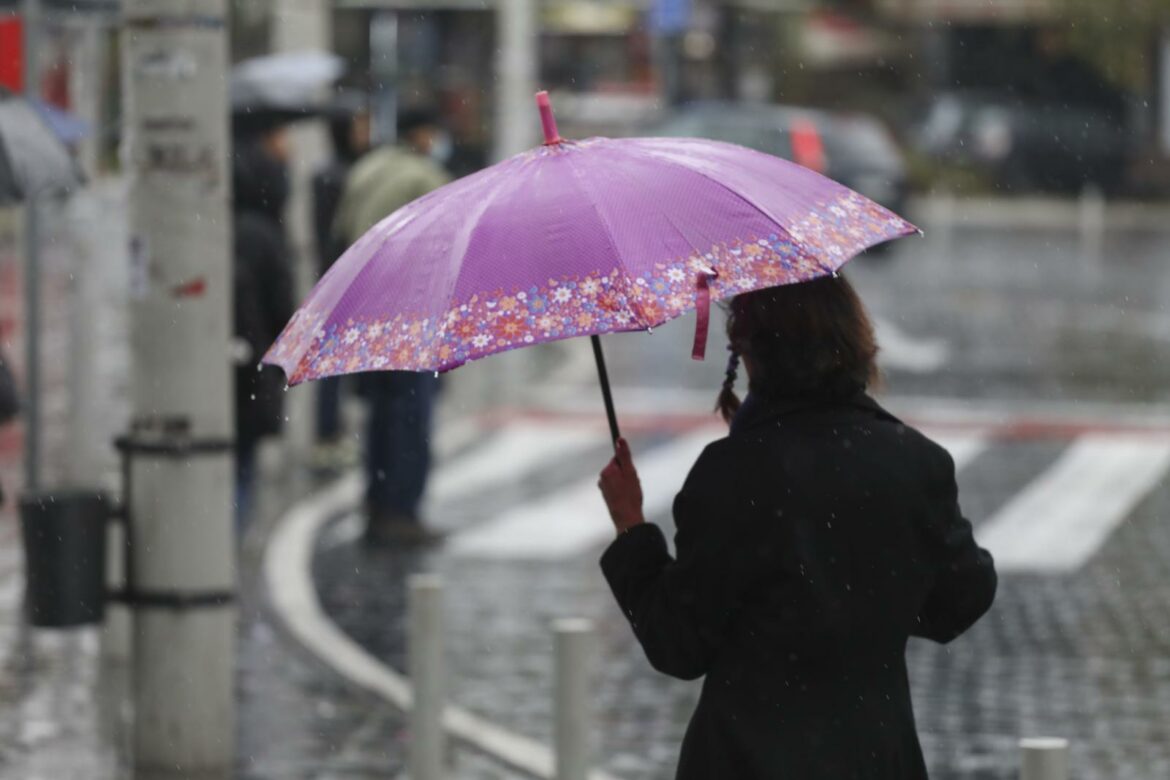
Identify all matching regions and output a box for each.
[976,435,1170,573]
[430,421,607,505]
[447,427,721,559]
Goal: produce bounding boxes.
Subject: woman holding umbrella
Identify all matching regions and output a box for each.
[597,274,997,779]
[261,94,994,775]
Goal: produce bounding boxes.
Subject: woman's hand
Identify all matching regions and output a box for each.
[599,437,646,535]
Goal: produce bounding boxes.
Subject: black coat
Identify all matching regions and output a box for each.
[601,392,997,780]
[232,139,294,447]
[311,160,350,275]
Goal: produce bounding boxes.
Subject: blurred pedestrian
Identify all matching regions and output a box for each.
[597,274,997,780]
[310,94,371,471]
[333,108,452,545]
[232,122,295,529]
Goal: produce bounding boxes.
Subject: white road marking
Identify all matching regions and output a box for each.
[976,435,1170,572]
[264,471,625,780]
[925,430,989,472]
[319,422,608,550]
[429,422,607,505]
[448,426,723,560]
[871,317,950,373]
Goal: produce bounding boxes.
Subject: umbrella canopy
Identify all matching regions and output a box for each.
[230,50,344,116]
[0,91,82,205]
[265,94,918,389]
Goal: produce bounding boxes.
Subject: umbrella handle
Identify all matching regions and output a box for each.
[590,335,621,448]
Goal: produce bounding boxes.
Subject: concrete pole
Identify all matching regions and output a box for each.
[553,618,594,780]
[1020,737,1069,780]
[21,0,42,492]
[408,575,445,780]
[121,0,236,773]
[494,0,538,161]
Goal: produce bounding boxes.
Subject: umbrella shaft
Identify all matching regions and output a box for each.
[590,335,620,447]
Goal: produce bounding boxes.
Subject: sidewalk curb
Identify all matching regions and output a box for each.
[263,470,624,780]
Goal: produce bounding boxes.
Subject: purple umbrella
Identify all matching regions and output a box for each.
[265,92,918,441]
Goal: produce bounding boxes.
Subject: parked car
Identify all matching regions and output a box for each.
[651,101,910,230]
[913,90,1131,193]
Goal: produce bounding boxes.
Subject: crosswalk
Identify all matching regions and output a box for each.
[975,435,1170,572]
[416,413,1170,574]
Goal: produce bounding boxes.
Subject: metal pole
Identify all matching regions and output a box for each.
[408,575,445,780]
[494,0,538,161]
[553,618,594,780]
[121,0,236,771]
[1020,737,1069,780]
[21,0,42,492]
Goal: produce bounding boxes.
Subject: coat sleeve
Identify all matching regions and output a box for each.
[913,448,998,643]
[600,444,759,680]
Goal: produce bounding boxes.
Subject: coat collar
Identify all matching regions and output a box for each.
[730,389,899,436]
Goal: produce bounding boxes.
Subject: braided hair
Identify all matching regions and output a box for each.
[714,273,879,426]
[716,346,742,424]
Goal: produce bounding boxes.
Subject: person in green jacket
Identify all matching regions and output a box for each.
[333,109,452,545]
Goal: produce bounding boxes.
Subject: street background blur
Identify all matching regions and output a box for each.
[2,0,1170,778]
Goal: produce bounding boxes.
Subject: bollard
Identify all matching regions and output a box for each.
[553,618,594,780]
[408,575,445,780]
[1020,737,1069,780]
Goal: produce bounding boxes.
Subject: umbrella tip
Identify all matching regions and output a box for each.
[535,90,562,145]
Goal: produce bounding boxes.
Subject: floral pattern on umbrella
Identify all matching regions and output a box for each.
[266,188,912,384]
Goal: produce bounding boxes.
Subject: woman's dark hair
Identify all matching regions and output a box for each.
[716,273,879,423]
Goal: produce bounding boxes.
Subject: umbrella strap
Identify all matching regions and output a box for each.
[691,269,718,361]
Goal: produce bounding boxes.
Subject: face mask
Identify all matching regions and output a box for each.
[430,131,453,164]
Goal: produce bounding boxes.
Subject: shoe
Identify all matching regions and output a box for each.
[364,513,445,548]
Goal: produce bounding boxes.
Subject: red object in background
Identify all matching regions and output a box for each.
[790,118,827,174]
[0,19,21,92]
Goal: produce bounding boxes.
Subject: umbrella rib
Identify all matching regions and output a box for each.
[602,148,711,269]
[290,161,517,379]
[437,162,531,337]
[288,180,458,379]
[627,140,834,272]
[563,153,652,329]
